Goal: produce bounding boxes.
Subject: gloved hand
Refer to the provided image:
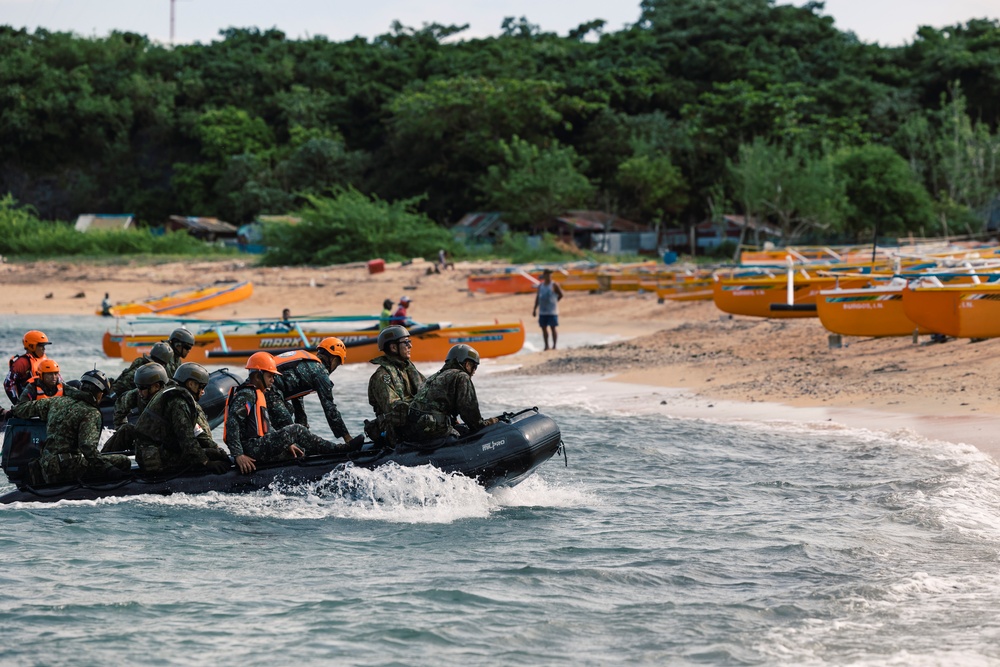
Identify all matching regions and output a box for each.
[203,448,230,462]
[482,417,499,427]
[205,460,230,475]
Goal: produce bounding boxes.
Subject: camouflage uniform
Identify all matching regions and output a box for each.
[133,381,226,473]
[112,355,154,396]
[101,387,150,455]
[113,387,147,429]
[10,386,131,484]
[267,358,350,438]
[225,382,347,462]
[405,359,494,441]
[366,355,425,444]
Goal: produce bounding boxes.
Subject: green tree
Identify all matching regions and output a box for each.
[832,144,935,240]
[262,188,454,265]
[729,138,846,241]
[617,154,689,223]
[477,136,595,229]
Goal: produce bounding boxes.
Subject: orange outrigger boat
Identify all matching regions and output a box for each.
[712,269,874,318]
[99,281,253,317]
[104,317,525,365]
[902,279,1000,338]
[816,279,930,337]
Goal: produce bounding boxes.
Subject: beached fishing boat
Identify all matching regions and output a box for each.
[712,271,873,318]
[816,279,930,337]
[105,317,526,365]
[98,281,253,317]
[902,279,1000,339]
[0,408,563,504]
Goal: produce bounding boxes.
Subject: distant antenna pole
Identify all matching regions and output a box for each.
[170,0,176,44]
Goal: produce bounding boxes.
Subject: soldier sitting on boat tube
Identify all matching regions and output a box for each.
[101,362,169,455]
[267,337,353,445]
[224,352,355,474]
[10,370,131,485]
[111,341,174,397]
[132,362,231,475]
[365,325,426,447]
[402,344,498,446]
[163,328,196,378]
[16,358,64,403]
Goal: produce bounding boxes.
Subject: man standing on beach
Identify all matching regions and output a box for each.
[532,269,564,351]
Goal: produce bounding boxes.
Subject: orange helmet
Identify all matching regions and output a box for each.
[37,359,60,374]
[23,330,50,351]
[317,337,347,363]
[246,351,281,375]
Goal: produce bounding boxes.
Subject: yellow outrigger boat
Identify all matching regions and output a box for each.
[99,281,253,317]
[104,316,525,365]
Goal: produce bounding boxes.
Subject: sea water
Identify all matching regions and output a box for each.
[2,315,1000,666]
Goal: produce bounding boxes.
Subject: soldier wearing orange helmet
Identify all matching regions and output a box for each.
[4,330,51,403]
[17,358,64,403]
[223,351,352,474]
[267,337,353,444]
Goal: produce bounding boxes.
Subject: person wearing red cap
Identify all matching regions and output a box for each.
[390,295,413,326]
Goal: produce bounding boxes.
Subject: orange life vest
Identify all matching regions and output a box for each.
[223,384,269,443]
[5,352,46,401]
[24,376,63,400]
[274,350,323,400]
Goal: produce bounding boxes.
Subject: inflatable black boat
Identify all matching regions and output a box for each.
[0,408,563,504]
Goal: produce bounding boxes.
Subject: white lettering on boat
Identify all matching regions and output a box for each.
[482,438,506,452]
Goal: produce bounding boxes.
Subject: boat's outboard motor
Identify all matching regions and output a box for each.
[201,368,242,429]
[1,418,47,484]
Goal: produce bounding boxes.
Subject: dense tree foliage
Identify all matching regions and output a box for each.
[1,1,999,245]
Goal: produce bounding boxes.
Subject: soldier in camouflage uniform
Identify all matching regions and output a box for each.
[267,337,352,443]
[10,370,131,484]
[225,352,351,474]
[102,362,169,454]
[365,325,426,446]
[133,362,231,475]
[404,344,498,444]
[111,341,173,396]
[163,328,196,378]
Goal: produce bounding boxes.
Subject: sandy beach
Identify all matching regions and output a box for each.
[2,256,999,459]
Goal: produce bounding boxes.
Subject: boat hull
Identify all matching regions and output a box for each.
[903,284,1000,338]
[817,286,930,337]
[0,410,562,504]
[100,281,253,317]
[112,323,526,365]
[713,276,869,318]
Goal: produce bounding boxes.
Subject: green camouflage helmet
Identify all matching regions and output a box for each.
[168,328,196,346]
[134,362,169,387]
[149,341,174,365]
[445,344,480,366]
[377,325,409,352]
[173,362,210,385]
[80,369,112,394]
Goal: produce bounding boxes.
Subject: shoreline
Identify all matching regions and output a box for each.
[2,257,998,463]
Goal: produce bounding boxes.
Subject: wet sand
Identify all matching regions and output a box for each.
[1,257,997,459]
